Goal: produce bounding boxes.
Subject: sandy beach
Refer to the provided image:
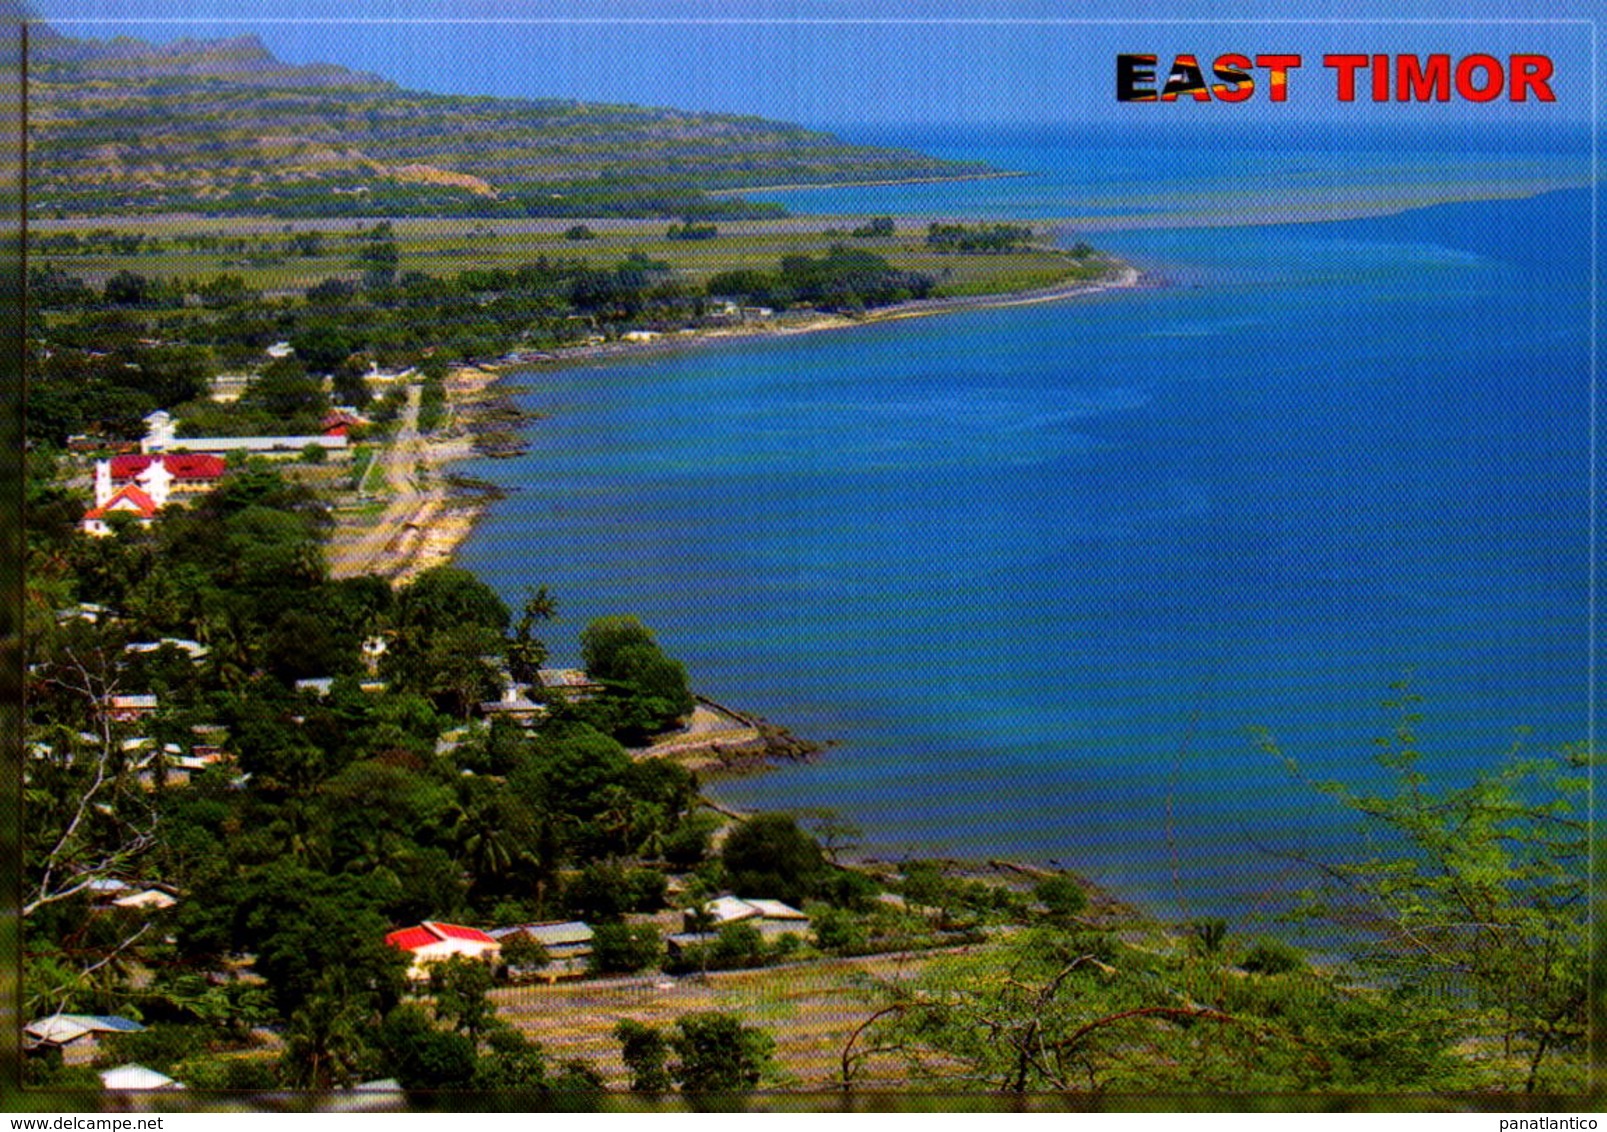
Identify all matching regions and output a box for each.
[330,261,1143,586]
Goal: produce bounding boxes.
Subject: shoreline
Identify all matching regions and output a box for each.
[360,260,1144,586]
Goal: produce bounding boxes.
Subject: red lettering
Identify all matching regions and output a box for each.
[1510,54,1556,102]
[1211,53,1255,102]
[1455,54,1504,102]
[1324,54,1367,101]
[1256,54,1303,102]
[1372,54,1390,101]
[1398,54,1451,101]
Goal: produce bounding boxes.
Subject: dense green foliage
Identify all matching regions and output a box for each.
[22,450,719,1088]
[668,1012,776,1095]
[706,245,936,312]
[614,1019,672,1094]
[25,232,966,447]
[925,221,1036,253]
[719,814,828,907]
[1258,690,1593,1094]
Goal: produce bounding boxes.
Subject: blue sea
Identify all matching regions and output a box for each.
[455,124,1594,926]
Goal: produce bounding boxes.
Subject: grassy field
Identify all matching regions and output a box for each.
[493,948,959,1092]
[30,217,1105,300]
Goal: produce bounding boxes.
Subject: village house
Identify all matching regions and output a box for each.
[535,668,603,701]
[668,896,812,955]
[103,693,158,723]
[477,683,547,725]
[99,1064,184,1091]
[125,638,210,662]
[384,921,501,980]
[133,748,216,790]
[24,1014,145,1066]
[488,921,594,981]
[209,373,251,403]
[109,452,227,495]
[108,886,179,911]
[138,408,348,458]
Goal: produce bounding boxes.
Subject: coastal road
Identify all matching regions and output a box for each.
[327,383,437,580]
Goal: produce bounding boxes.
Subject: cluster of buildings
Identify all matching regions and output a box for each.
[24,897,811,1090]
[383,895,813,983]
[78,408,360,537]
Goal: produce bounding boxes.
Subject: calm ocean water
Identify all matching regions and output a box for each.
[455,126,1594,925]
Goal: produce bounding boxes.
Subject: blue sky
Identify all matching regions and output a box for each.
[28,0,1599,128]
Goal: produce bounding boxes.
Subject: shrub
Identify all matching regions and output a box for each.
[1240,937,1307,976]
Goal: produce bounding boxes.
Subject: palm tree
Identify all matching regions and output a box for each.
[594,784,638,854]
[506,585,558,684]
[634,803,669,863]
[680,879,718,983]
[279,986,370,1090]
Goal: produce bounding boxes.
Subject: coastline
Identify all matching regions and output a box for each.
[355,261,1144,586]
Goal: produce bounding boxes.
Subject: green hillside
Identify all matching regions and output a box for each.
[25,22,996,218]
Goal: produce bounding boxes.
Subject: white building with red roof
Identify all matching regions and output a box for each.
[109,453,227,493]
[384,921,501,980]
[80,485,161,537]
[81,452,227,537]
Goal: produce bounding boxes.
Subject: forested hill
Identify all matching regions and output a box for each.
[24,20,995,218]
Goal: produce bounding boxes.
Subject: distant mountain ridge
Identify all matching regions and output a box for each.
[29,25,395,88]
[24,17,993,217]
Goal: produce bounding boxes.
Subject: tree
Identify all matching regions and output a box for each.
[505,585,558,684]
[234,864,410,1016]
[720,813,827,907]
[669,1012,775,1095]
[614,1019,672,1093]
[246,355,325,424]
[606,643,694,729]
[662,810,722,868]
[22,636,161,1015]
[197,272,256,309]
[587,923,662,975]
[710,921,766,970]
[842,926,1339,1094]
[812,906,868,955]
[430,954,499,1041]
[498,931,550,979]
[472,1026,548,1090]
[396,565,511,638]
[103,269,152,307]
[278,981,373,1089]
[1033,874,1088,920]
[791,807,863,866]
[578,614,657,678]
[899,860,956,925]
[377,1003,478,1090]
[291,323,357,376]
[1257,688,1592,1093]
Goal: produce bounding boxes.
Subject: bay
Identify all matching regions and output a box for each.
[454,129,1592,926]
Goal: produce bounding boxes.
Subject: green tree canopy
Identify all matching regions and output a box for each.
[720,813,827,907]
[669,1012,775,1095]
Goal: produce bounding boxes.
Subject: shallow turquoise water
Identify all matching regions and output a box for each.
[455,131,1593,925]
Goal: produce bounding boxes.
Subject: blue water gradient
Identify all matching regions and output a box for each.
[454,135,1593,925]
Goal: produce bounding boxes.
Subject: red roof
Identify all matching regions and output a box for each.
[385,921,497,951]
[386,926,440,951]
[110,454,227,482]
[84,485,159,521]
